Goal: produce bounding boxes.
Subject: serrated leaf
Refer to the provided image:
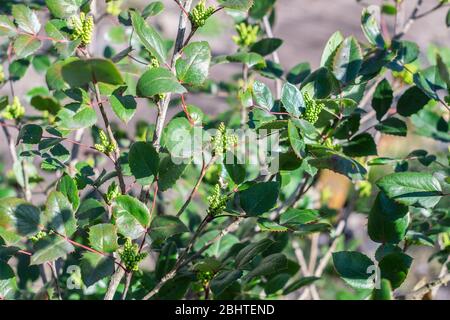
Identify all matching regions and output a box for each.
[80,251,114,287]
[0,15,17,36]
[280,208,319,225]
[368,192,409,244]
[210,270,243,296]
[242,253,287,283]
[283,276,320,295]
[46,0,82,18]
[379,252,412,289]
[342,133,377,157]
[361,5,385,48]
[13,34,41,58]
[281,83,305,117]
[320,31,344,69]
[136,67,186,97]
[155,241,178,280]
[57,104,97,130]
[377,172,443,208]
[332,251,375,289]
[372,79,393,121]
[235,238,274,268]
[130,11,167,63]
[250,38,283,56]
[56,174,79,211]
[176,41,211,86]
[0,198,40,245]
[12,4,41,35]
[252,81,273,110]
[129,141,159,185]
[62,58,124,87]
[158,152,188,192]
[31,235,74,265]
[239,182,279,216]
[332,37,362,84]
[44,191,77,237]
[109,89,137,123]
[217,0,254,11]
[308,148,367,181]
[113,195,151,236]
[397,86,430,117]
[375,117,407,136]
[257,218,288,232]
[88,223,119,253]
[149,216,188,243]
[18,124,43,144]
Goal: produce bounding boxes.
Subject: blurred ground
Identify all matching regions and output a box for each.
[0,0,449,299]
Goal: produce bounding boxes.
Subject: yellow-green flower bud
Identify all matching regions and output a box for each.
[0,65,4,83]
[106,0,123,16]
[119,238,147,272]
[30,230,47,243]
[105,181,120,204]
[95,129,117,155]
[211,122,237,156]
[2,96,25,120]
[302,93,324,124]
[207,184,228,216]
[232,23,259,48]
[69,12,94,46]
[189,0,215,29]
[197,270,214,286]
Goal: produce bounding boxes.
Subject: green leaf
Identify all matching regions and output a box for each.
[235,238,274,268]
[447,8,450,27]
[155,241,178,280]
[149,215,188,243]
[56,174,80,211]
[239,182,279,216]
[242,253,287,283]
[250,38,283,56]
[301,67,339,99]
[113,195,151,237]
[0,198,40,245]
[257,218,289,232]
[368,192,409,244]
[31,235,74,265]
[332,251,374,289]
[158,152,188,192]
[57,104,98,130]
[142,1,165,18]
[217,0,254,11]
[287,62,311,85]
[80,252,114,287]
[13,34,41,58]
[76,199,105,228]
[210,270,243,296]
[280,208,319,225]
[109,89,137,123]
[320,31,344,69]
[12,4,41,35]
[288,120,305,158]
[371,279,393,300]
[372,79,393,121]
[342,133,377,157]
[252,80,273,110]
[162,117,197,161]
[45,0,82,18]
[308,148,367,181]
[397,86,430,117]
[136,67,186,97]
[30,95,61,115]
[283,276,320,295]
[130,11,167,63]
[44,191,77,237]
[0,15,17,36]
[411,108,450,143]
[281,83,305,117]
[379,252,412,289]
[176,41,211,86]
[129,141,159,185]
[377,172,443,208]
[332,37,362,84]
[62,58,124,87]
[361,5,385,48]
[88,223,119,253]
[226,52,266,68]
[375,117,407,137]
[18,124,43,144]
